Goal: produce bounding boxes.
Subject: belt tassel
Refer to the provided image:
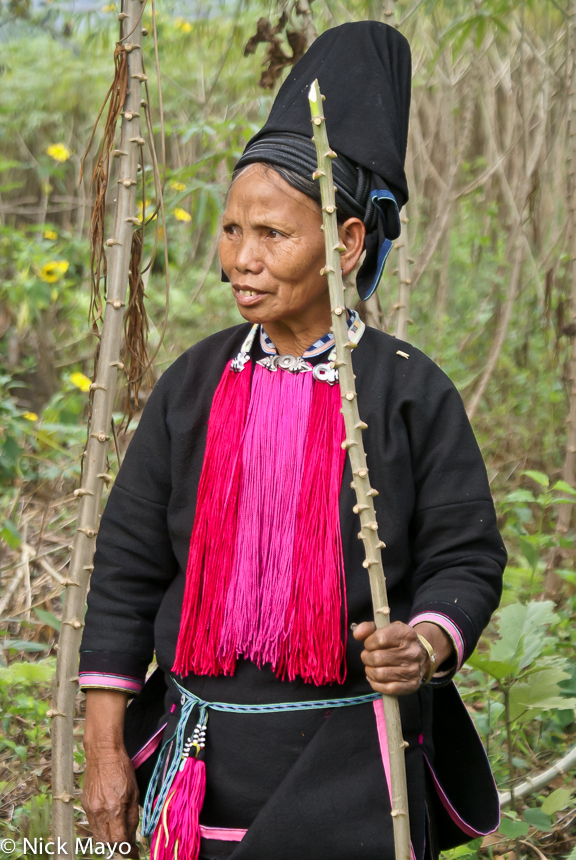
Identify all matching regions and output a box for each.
[151,712,208,860]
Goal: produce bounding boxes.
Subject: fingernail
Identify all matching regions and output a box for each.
[350,622,358,631]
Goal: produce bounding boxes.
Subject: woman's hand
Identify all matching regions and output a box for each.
[82,690,139,857]
[353,620,453,696]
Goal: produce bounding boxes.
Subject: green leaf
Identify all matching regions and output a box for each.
[0,659,55,684]
[509,667,576,722]
[565,845,576,860]
[498,817,529,838]
[490,601,556,670]
[1,519,21,549]
[506,489,536,504]
[33,608,61,631]
[551,480,576,497]
[2,639,49,652]
[541,787,573,815]
[523,807,554,831]
[466,653,516,680]
[519,538,539,571]
[523,470,550,488]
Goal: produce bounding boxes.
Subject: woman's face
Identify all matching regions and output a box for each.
[219,164,362,326]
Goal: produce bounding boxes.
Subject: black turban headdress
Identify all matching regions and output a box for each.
[233,21,412,300]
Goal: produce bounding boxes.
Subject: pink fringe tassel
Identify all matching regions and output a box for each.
[172,362,251,677]
[282,381,347,684]
[151,757,206,860]
[218,366,314,672]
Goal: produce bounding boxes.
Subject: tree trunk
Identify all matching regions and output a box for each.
[545,0,576,602]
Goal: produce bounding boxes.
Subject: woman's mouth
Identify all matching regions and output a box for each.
[234,287,267,306]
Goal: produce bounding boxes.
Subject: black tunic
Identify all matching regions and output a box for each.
[80,324,506,859]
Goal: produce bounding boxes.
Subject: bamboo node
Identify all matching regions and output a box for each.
[334,243,346,252]
[124,43,135,52]
[333,306,344,315]
[78,527,98,538]
[312,116,324,126]
[97,473,113,484]
[131,73,148,82]
[107,299,125,309]
[119,178,137,187]
[62,579,80,587]
[125,216,140,224]
[401,741,409,749]
[73,488,94,498]
[113,149,128,157]
[118,11,128,19]
[350,481,357,490]
[142,27,149,35]
[396,350,409,359]
[322,205,336,214]
[376,540,386,549]
[89,383,106,391]
[63,619,84,629]
[141,99,148,107]
[105,238,122,247]
[363,559,378,568]
[312,169,326,179]
[367,488,379,497]
[343,341,357,350]
[354,468,368,478]
[83,564,94,572]
[333,359,346,368]
[130,136,146,145]
[391,809,404,818]
[69,675,79,683]
[53,793,74,803]
[367,521,378,531]
[341,439,358,450]
[376,606,391,615]
[355,420,368,429]
[357,531,364,539]
[47,709,66,719]
[345,392,356,401]
[109,360,124,369]
[325,149,337,159]
[320,266,335,275]
[353,504,369,514]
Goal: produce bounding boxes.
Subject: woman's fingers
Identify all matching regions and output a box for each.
[353,620,430,695]
[82,747,139,853]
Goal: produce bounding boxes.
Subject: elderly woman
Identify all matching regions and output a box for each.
[80,21,506,860]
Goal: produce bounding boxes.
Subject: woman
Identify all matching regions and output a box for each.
[80,21,506,860]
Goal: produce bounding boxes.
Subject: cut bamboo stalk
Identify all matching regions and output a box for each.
[51,2,147,855]
[393,214,412,342]
[499,742,576,806]
[309,79,411,860]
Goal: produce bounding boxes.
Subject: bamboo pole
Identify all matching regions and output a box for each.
[546,0,576,602]
[393,215,412,342]
[51,2,148,854]
[309,80,411,860]
[498,742,576,806]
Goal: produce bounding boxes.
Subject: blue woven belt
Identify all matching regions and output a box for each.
[142,679,379,835]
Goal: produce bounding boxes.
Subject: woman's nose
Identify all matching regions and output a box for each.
[234,236,264,274]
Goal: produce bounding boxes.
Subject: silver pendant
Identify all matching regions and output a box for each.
[313,363,339,385]
[231,352,251,372]
[257,354,312,374]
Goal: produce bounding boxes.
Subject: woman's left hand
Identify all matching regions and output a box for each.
[353,620,452,696]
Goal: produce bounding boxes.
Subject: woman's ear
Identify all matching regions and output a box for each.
[339,218,366,276]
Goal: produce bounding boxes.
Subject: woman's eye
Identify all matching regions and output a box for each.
[268,229,282,239]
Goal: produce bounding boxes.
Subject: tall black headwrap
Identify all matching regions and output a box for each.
[234,21,412,300]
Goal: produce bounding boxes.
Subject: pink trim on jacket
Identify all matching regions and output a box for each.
[131,723,167,770]
[409,612,465,670]
[78,672,143,694]
[199,825,247,842]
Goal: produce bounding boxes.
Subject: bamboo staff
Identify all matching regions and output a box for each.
[308,80,411,860]
[51,1,148,854]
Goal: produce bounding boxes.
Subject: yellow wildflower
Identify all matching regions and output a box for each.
[70,372,92,393]
[174,208,192,222]
[180,21,192,33]
[46,143,71,163]
[43,229,58,240]
[102,2,116,10]
[170,181,187,192]
[23,412,38,422]
[39,260,69,283]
